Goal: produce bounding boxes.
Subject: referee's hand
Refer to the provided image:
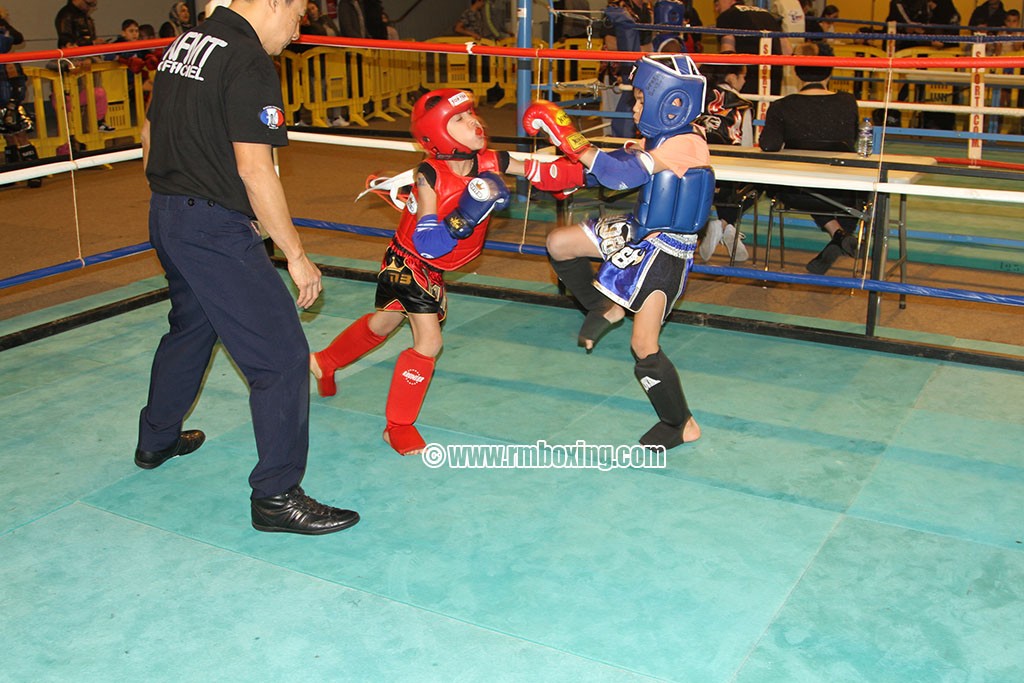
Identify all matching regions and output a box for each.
[287,254,323,309]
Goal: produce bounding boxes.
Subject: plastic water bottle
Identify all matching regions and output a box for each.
[856,117,874,158]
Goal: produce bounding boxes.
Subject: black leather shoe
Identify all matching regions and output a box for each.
[134,430,206,469]
[251,485,360,535]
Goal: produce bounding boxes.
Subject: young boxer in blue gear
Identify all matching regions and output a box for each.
[525,54,715,449]
[311,88,585,455]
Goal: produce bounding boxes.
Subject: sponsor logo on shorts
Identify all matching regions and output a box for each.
[260,105,285,130]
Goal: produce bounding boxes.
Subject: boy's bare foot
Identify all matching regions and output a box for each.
[640,416,701,449]
[682,416,701,443]
[383,425,426,456]
[309,352,336,397]
[578,305,626,352]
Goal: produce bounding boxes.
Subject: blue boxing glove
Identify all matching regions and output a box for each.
[443,171,510,239]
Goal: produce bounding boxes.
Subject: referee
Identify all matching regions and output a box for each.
[135,0,359,535]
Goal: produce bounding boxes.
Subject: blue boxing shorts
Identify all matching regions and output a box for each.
[579,215,696,319]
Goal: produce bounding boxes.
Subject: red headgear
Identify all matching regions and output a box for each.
[411,89,481,160]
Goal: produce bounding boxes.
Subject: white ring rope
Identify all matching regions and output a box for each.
[3,132,1024,207]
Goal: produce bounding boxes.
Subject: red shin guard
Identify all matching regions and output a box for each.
[384,348,435,455]
[313,314,387,397]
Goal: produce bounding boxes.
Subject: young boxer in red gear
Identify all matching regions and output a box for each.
[526,55,715,449]
[311,88,586,455]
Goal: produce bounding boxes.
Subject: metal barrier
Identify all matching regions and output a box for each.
[279,46,421,127]
[21,61,143,158]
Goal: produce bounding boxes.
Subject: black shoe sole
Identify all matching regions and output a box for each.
[252,514,360,535]
[135,432,205,469]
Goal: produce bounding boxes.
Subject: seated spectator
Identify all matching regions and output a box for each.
[111,19,158,104]
[969,0,1006,28]
[158,22,177,38]
[997,9,1022,53]
[759,41,863,274]
[1,5,42,187]
[927,0,961,48]
[696,58,752,262]
[50,34,113,136]
[138,23,156,39]
[307,1,340,36]
[651,0,704,54]
[886,0,928,50]
[455,0,492,42]
[804,0,822,33]
[716,0,791,96]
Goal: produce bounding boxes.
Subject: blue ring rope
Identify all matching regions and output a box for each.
[3,221,1021,308]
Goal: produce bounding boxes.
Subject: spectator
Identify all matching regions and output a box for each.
[0,5,42,188]
[336,0,367,38]
[158,22,177,38]
[819,4,840,32]
[138,23,156,39]
[969,0,1007,28]
[382,11,400,40]
[54,0,101,46]
[927,0,961,47]
[325,0,363,127]
[112,18,141,48]
[696,58,752,262]
[111,19,157,104]
[49,34,115,144]
[600,0,654,137]
[998,9,1023,53]
[364,0,387,39]
[759,41,862,274]
[166,1,195,36]
[886,0,929,50]
[715,0,791,95]
[804,0,822,33]
[652,0,704,54]
[455,0,498,42]
[771,0,806,44]
[306,1,340,36]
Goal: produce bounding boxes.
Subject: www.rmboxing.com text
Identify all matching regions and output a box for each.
[421,441,667,471]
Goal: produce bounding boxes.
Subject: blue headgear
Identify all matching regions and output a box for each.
[653,0,687,28]
[630,54,706,148]
[652,0,688,53]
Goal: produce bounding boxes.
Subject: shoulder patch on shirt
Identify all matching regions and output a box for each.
[260,106,285,130]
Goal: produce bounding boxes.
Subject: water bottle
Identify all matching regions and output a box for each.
[856,117,874,158]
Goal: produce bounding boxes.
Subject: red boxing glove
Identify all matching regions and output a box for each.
[522,100,592,163]
[523,157,585,197]
[144,52,160,71]
[127,56,145,74]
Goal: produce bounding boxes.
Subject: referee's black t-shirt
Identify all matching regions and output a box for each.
[145,8,288,217]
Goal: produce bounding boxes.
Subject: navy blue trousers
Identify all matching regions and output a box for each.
[139,194,309,499]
